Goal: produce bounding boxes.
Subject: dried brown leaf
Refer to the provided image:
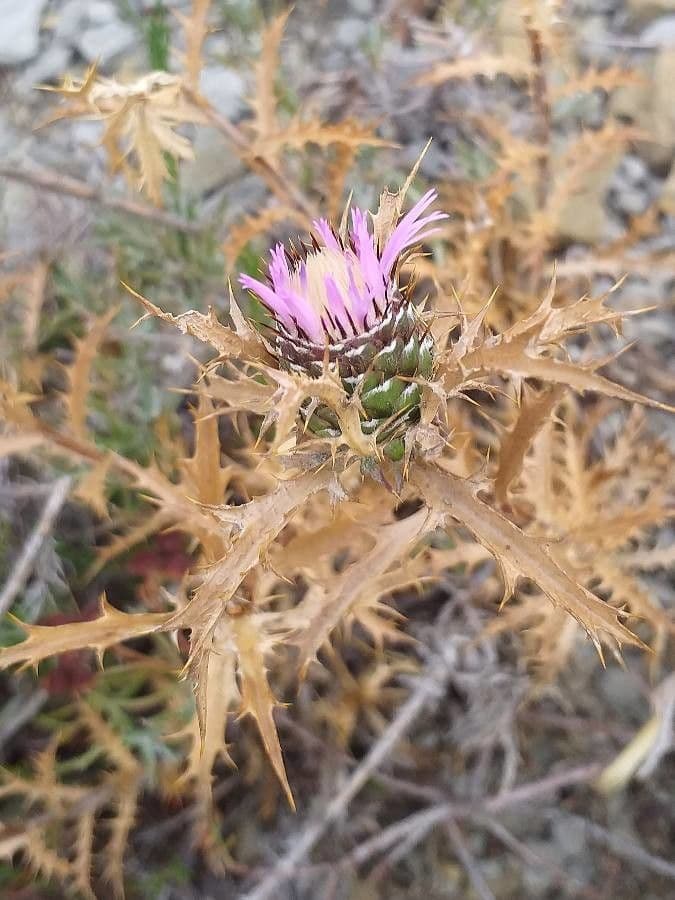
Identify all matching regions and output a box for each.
[129,285,269,363]
[64,307,119,441]
[495,385,563,504]
[176,0,212,89]
[249,118,392,159]
[413,461,644,656]
[73,454,113,519]
[232,613,294,808]
[0,596,174,669]
[414,55,533,87]
[293,507,437,673]
[224,204,307,268]
[249,10,291,150]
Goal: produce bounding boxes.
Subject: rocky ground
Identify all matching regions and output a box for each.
[0,1,674,899]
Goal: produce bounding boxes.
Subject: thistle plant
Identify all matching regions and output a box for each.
[239,189,445,460]
[1,5,674,896]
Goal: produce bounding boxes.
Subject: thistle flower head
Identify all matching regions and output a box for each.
[239,189,446,349]
[239,188,447,461]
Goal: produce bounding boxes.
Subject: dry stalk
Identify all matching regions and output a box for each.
[0,476,72,618]
[242,607,459,900]
[0,164,207,234]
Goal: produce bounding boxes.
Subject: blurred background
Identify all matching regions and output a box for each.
[0,1,674,898]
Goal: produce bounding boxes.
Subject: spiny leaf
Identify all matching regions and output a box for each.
[175,0,212,88]
[413,461,645,656]
[325,144,356,221]
[183,464,343,650]
[249,118,393,158]
[181,622,238,809]
[232,613,295,808]
[204,368,276,415]
[129,284,269,363]
[494,385,563,503]
[414,55,533,87]
[260,366,376,457]
[224,204,307,267]
[73,454,113,519]
[0,596,174,669]
[292,507,437,674]
[180,390,231,508]
[249,10,291,151]
[45,70,206,204]
[64,307,119,441]
[463,344,674,413]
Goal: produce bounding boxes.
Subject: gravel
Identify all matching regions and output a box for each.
[0,0,49,66]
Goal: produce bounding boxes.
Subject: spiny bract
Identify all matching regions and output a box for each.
[239,190,447,459]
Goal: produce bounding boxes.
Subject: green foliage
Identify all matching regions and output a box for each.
[146,2,172,71]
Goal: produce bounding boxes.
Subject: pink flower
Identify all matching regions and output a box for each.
[239,189,446,345]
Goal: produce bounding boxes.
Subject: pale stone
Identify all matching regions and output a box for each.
[642,15,675,45]
[556,151,623,244]
[0,0,48,66]
[181,128,245,197]
[657,165,675,213]
[76,20,137,66]
[199,67,246,119]
[627,0,675,20]
[610,50,675,169]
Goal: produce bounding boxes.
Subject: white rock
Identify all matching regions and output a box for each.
[628,0,675,19]
[621,153,651,183]
[16,44,71,93]
[181,128,244,197]
[199,67,246,119]
[610,49,675,169]
[87,1,118,25]
[579,16,615,66]
[609,154,654,215]
[0,111,18,157]
[54,0,88,43]
[576,0,621,9]
[350,0,374,14]
[76,20,137,66]
[335,18,369,49]
[642,15,675,45]
[0,0,48,66]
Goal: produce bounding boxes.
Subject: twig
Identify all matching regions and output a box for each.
[525,22,551,213]
[0,476,72,618]
[241,633,457,900]
[280,709,447,803]
[0,164,207,234]
[0,687,48,752]
[184,88,319,224]
[548,811,675,881]
[480,817,601,900]
[346,763,601,869]
[136,776,241,846]
[369,816,438,882]
[445,819,495,900]
[524,14,552,293]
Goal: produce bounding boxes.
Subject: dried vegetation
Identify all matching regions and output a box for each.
[0,1,673,898]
